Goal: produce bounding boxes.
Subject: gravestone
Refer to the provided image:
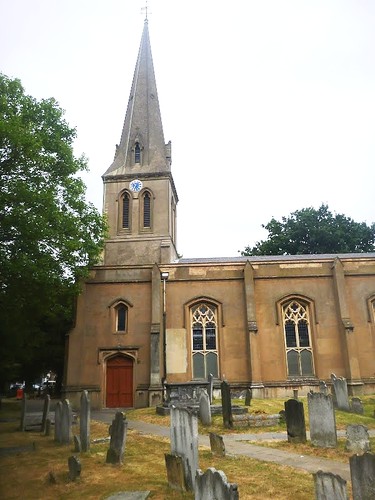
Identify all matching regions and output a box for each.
[331,373,350,411]
[44,418,51,437]
[80,390,90,452]
[74,435,82,452]
[68,455,81,481]
[351,397,364,415]
[61,399,73,445]
[20,392,27,432]
[319,381,328,395]
[284,399,306,443]
[170,406,198,491]
[209,433,226,457]
[199,389,211,426]
[208,373,214,403]
[245,388,252,406]
[221,381,233,429]
[308,392,337,448]
[54,401,63,443]
[106,412,128,464]
[293,389,298,400]
[195,467,239,500]
[313,470,348,500]
[165,454,187,491]
[345,424,371,454]
[350,452,375,500]
[41,394,50,434]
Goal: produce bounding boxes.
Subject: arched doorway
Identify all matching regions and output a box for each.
[106,355,133,407]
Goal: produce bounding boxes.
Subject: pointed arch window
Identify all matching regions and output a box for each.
[122,192,130,229]
[282,300,314,377]
[143,191,151,228]
[191,303,218,379]
[134,142,141,163]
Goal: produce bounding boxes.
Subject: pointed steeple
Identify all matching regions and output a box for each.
[103,20,171,178]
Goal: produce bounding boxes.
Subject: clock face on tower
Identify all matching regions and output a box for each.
[129,179,143,192]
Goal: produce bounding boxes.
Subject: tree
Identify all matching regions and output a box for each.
[241,204,375,256]
[0,74,107,390]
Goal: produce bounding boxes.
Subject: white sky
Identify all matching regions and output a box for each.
[1,0,375,258]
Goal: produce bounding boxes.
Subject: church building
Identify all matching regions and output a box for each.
[64,20,375,409]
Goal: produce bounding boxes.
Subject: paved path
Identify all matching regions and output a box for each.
[91,409,367,481]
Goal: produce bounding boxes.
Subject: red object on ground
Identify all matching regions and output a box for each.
[16,388,23,399]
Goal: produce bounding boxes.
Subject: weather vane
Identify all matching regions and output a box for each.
[141,1,151,21]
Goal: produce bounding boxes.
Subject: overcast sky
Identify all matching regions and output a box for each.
[1,0,374,258]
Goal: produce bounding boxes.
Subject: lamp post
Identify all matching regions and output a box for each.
[161,271,169,399]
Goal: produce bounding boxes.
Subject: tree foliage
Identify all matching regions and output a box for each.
[0,74,106,389]
[241,204,375,256]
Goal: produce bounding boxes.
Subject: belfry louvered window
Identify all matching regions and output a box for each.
[143,192,151,228]
[122,193,130,229]
[191,303,218,379]
[134,142,141,163]
[283,300,314,377]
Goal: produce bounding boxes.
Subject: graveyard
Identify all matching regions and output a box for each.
[0,389,374,499]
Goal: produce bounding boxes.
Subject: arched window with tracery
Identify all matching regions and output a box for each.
[282,300,314,377]
[134,142,141,163]
[191,303,218,379]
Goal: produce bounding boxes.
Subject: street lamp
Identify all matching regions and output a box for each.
[161,271,169,399]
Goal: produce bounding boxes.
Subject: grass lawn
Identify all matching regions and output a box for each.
[1,395,374,499]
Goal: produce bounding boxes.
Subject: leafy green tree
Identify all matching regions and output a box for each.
[241,204,375,256]
[0,74,106,391]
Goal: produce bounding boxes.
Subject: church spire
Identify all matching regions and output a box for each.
[103,20,171,178]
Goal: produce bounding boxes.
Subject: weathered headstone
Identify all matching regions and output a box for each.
[165,454,187,491]
[208,373,214,403]
[20,392,27,432]
[319,381,328,395]
[331,373,350,411]
[54,401,63,443]
[209,433,226,457]
[313,470,348,500]
[284,399,307,443]
[41,394,50,434]
[106,412,128,464]
[74,435,82,452]
[80,390,90,452]
[68,455,81,481]
[199,389,211,426]
[244,388,252,406]
[350,452,375,500]
[61,399,73,445]
[308,392,337,448]
[351,397,364,415]
[44,418,51,437]
[345,424,371,454]
[221,381,233,429]
[195,467,239,500]
[170,406,198,491]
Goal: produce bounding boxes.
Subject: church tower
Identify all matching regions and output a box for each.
[102,19,178,265]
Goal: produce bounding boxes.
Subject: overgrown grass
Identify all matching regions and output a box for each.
[0,400,316,499]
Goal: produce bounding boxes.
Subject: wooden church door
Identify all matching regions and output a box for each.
[106,356,133,407]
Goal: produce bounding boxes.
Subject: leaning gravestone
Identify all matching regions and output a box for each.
[106,412,128,464]
[208,373,214,403]
[195,467,239,500]
[331,373,350,411]
[209,433,226,457]
[54,401,63,443]
[41,394,50,434]
[221,381,233,429]
[68,455,81,481]
[170,406,198,491]
[313,470,348,500]
[308,392,337,447]
[20,392,27,432]
[351,397,364,415]
[199,389,211,426]
[345,424,371,454]
[284,399,306,443]
[61,399,73,445]
[80,390,90,452]
[350,452,375,500]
